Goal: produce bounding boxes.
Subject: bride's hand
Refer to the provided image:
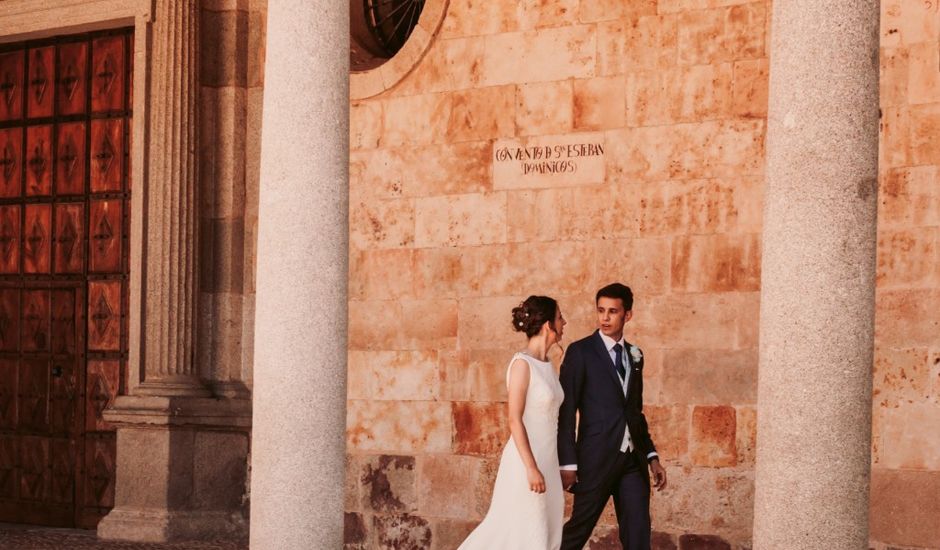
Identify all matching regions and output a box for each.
[527,467,546,494]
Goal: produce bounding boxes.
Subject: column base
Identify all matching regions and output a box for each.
[134,377,213,398]
[97,395,251,543]
[97,508,247,543]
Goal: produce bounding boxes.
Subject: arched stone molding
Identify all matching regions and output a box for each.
[349,0,448,100]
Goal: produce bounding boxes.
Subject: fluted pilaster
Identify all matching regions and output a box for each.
[137,0,206,395]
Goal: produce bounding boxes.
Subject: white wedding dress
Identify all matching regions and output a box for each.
[459,352,565,550]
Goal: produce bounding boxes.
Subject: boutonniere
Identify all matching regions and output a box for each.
[629,345,643,364]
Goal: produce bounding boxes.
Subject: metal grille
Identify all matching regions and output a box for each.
[363,0,426,57]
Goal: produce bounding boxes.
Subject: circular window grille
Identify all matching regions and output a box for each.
[351,0,426,71]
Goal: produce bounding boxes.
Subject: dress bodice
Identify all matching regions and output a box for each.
[507,352,565,434]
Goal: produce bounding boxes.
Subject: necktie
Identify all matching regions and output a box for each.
[612,343,626,381]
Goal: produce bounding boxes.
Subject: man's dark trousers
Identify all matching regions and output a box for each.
[560,450,650,550]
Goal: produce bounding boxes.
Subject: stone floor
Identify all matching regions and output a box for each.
[0,524,247,550]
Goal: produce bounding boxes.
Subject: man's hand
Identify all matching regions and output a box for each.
[560,470,577,492]
[649,459,667,491]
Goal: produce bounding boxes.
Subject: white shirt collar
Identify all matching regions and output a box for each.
[598,331,625,352]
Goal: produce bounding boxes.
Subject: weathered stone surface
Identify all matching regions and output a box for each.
[660,349,758,405]
[380,93,452,147]
[671,233,761,293]
[573,76,626,131]
[344,512,368,548]
[446,86,516,142]
[606,120,764,182]
[879,166,940,229]
[597,15,678,75]
[481,26,595,86]
[645,405,690,462]
[353,141,492,199]
[653,531,678,550]
[678,533,731,550]
[429,518,476,550]
[734,406,757,467]
[876,228,940,288]
[691,406,737,467]
[650,466,754,544]
[417,455,488,520]
[452,401,508,456]
[516,81,574,136]
[201,9,248,87]
[372,514,432,550]
[360,455,417,513]
[879,402,940,470]
[347,351,441,401]
[414,192,506,247]
[677,3,765,66]
[870,469,940,548]
[875,290,940,347]
[347,400,452,454]
[732,58,769,118]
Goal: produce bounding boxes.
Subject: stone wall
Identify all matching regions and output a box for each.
[872,1,940,549]
[335,1,940,549]
[197,0,266,396]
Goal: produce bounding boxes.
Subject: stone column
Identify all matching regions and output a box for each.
[98,0,251,542]
[753,2,880,549]
[248,0,349,548]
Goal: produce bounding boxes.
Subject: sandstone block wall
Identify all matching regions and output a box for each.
[337,1,940,549]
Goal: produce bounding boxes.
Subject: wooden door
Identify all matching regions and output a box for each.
[0,28,132,528]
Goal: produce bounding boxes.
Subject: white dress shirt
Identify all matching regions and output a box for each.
[560,333,658,471]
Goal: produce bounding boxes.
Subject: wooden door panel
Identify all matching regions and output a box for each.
[0,206,20,274]
[0,127,22,197]
[55,203,85,274]
[21,289,50,352]
[19,436,48,501]
[51,288,78,355]
[0,29,131,528]
[26,47,54,119]
[56,122,87,195]
[91,36,125,113]
[49,359,77,436]
[49,439,74,504]
[57,42,88,116]
[89,119,123,192]
[17,359,48,432]
[89,200,121,273]
[0,359,15,430]
[0,289,19,351]
[0,435,14,498]
[83,436,115,510]
[25,124,52,196]
[24,204,52,274]
[0,50,25,121]
[86,360,118,433]
[88,281,120,352]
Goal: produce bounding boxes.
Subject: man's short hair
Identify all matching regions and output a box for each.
[595,283,634,311]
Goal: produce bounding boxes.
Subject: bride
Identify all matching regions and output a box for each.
[459,296,567,550]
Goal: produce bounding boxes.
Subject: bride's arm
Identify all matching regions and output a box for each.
[507,358,545,494]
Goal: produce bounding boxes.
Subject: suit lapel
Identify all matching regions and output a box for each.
[624,341,635,401]
[590,331,626,404]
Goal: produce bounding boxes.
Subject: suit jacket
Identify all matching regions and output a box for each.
[557,330,656,493]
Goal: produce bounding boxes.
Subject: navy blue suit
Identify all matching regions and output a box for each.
[558,331,657,550]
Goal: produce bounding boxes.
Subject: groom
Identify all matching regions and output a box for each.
[558,283,667,550]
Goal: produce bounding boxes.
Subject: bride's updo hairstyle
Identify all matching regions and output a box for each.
[511,296,559,338]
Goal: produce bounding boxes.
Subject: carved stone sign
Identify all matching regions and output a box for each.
[492,132,606,189]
